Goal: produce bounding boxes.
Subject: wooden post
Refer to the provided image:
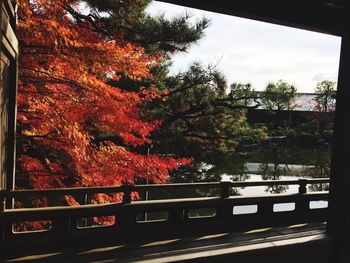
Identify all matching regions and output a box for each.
[0,0,18,244]
[218,182,232,221]
[298,179,307,195]
[0,190,4,212]
[53,215,72,240]
[220,181,231,199]
[122,185,132,204]
[119,186,133,229]
[169,208,184,225]
[327,30,350,262]
[0,0,18,210]
[260,201,274,219]
[296,180,309,215]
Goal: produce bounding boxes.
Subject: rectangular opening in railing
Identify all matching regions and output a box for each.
[188,208,217,219]
[309,200,328,210]
[136,211,170,223]
[233,205,258,215]
[273,203,296,213]
[12,220,52,233]
[77,216,116,229]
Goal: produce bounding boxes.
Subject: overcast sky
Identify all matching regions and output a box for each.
[147,1,342,93]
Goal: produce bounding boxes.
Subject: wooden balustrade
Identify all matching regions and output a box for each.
[0,178,330,247]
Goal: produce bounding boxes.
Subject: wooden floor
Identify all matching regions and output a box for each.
[0,222,331,263]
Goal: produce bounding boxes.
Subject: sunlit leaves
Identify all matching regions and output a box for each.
[16,0,188,196]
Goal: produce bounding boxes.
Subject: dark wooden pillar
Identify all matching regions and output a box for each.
[0,0,18,210]
[327,30,350,262]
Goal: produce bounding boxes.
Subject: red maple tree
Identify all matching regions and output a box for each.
[16,0,189,206]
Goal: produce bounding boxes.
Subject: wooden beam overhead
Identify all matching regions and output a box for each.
[159,0,350,36]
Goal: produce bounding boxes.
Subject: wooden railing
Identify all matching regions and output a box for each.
[0,178,330,246]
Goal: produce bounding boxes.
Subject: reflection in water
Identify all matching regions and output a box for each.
[308,183,329,192]
[136,147,331,223]
[164,147,331,197]
[258,163,290,194]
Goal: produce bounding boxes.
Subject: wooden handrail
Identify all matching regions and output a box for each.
[1,192,328,220]
[0,179,330,245]
[0,178,330,200]
[0,178,330,211]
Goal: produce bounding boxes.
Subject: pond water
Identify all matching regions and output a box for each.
[221,174,307,196]
[220,159,329,196]
[136,147,331,221]
[151,147,332,199]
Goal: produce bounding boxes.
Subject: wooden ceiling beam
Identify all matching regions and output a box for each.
[159,0,349,36]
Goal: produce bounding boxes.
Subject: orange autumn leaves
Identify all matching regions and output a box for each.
[16,0,189,195]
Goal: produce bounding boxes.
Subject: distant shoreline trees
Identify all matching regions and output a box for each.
[314,80,337,113]
[311,80,337,135]
[262,80,297,112]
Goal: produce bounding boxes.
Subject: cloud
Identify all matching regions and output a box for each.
[147,1,341,93]
[312,73,338,82]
